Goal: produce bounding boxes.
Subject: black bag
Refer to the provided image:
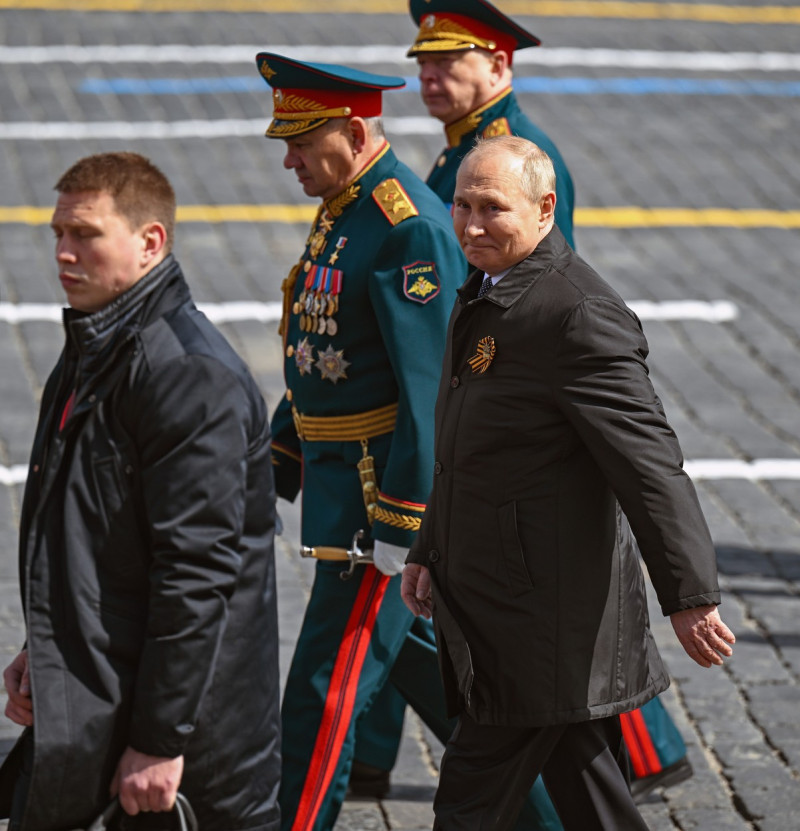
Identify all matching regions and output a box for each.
[74,793,198,831]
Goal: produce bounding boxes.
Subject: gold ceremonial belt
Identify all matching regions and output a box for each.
[292,402,398,442]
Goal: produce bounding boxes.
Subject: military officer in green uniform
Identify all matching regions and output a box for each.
[351,0,694,817]
[408,0,575,248]
[255,53,467,831]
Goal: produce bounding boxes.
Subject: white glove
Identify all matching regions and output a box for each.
[373,540,408,576]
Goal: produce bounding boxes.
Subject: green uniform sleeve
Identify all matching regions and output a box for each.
[368,216,465,548]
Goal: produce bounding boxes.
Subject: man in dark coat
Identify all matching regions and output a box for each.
[401,136,736,830]
[354,4,696,816]
[0,152,281,831]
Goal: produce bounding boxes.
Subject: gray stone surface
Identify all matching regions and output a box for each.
[0,1,799,829]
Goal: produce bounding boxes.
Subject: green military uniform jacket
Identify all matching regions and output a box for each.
[426,87,576,249]
[271,142,466,550]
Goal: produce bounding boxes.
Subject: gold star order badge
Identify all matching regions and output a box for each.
[295,337,314,376]
[468,336,496,374]
[316,344,350,384]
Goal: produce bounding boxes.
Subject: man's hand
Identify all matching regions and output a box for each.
[111,746,184,815]
[3,650,33,727]
[670,604,735,668]
[401,564,433,619]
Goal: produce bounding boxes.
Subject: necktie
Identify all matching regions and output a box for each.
[477,275,493,299]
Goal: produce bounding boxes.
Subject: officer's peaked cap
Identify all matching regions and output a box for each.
[407,0,540,63]
[256,52,406,139]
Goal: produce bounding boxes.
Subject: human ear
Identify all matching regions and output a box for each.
[490,50,510,83]
[539,192,556,225]
[141,222,167,264]
[348,118,368,155]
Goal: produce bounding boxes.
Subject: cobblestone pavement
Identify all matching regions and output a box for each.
[0,1,799,828]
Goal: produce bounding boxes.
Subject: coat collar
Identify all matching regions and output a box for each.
[63,254,188,364]
[456,225,568,309]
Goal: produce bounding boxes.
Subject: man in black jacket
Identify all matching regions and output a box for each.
[401,136,736,830]
[0,152,281,831]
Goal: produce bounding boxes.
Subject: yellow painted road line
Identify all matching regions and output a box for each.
[2,205,799,229]
[577,207,800,228]
[0,0,798,25]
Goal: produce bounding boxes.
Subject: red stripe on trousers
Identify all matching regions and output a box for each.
[620,708,662,778]
[291,566,390,831]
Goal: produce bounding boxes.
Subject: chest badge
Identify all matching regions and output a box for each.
[294,336,315,376]
[316,344,350,384]
[468,336,496,374]
[329,236,348,265]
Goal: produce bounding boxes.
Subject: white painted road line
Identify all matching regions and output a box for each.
[0,466,28,486]
[4,458,800,486]
[0,301,283,324]
[1,45,799,72]
[685,459,800,480]
[0,300,737,325]
[0,118,439,140]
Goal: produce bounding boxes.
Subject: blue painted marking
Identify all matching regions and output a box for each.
[79,76,800,97]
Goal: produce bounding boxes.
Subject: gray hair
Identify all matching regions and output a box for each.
[465,135,556,203]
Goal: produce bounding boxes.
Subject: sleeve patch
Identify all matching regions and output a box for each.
[372,178,420,226]
[402,261,441,304]
[482,117,512,138]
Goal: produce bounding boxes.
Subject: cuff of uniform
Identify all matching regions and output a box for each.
[271,442,302,502]
[372,492,425,548]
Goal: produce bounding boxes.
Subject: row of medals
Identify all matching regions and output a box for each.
[293,265,339,337]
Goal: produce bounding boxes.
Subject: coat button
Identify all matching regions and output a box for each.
[433,461,443,474]
[88,394,96,403]
[429,550,440,563]
[450,376,460,388]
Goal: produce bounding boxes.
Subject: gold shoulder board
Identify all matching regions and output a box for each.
[372,178,419,226]
[482,117,512,138]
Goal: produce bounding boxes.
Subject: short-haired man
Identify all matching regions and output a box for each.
[255,55,468,830]
[399,0,697,807]
[402,136,735,830]
[0,152,281,830]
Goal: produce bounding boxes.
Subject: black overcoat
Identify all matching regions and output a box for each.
[0,256,281,830]
[408,228,721,727]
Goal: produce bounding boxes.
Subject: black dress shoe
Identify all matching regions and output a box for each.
[630,757,693,803]
[347,761,391,799]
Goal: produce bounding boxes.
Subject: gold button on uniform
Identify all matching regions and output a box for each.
[286,389,294,402]
[287,345,295,357]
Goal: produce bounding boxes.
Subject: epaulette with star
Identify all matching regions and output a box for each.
[372,178,419,226]
[482,117,512,138]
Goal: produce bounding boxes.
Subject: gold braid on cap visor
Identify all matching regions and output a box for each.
[266,91,354,137]
[410,17,496,52]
